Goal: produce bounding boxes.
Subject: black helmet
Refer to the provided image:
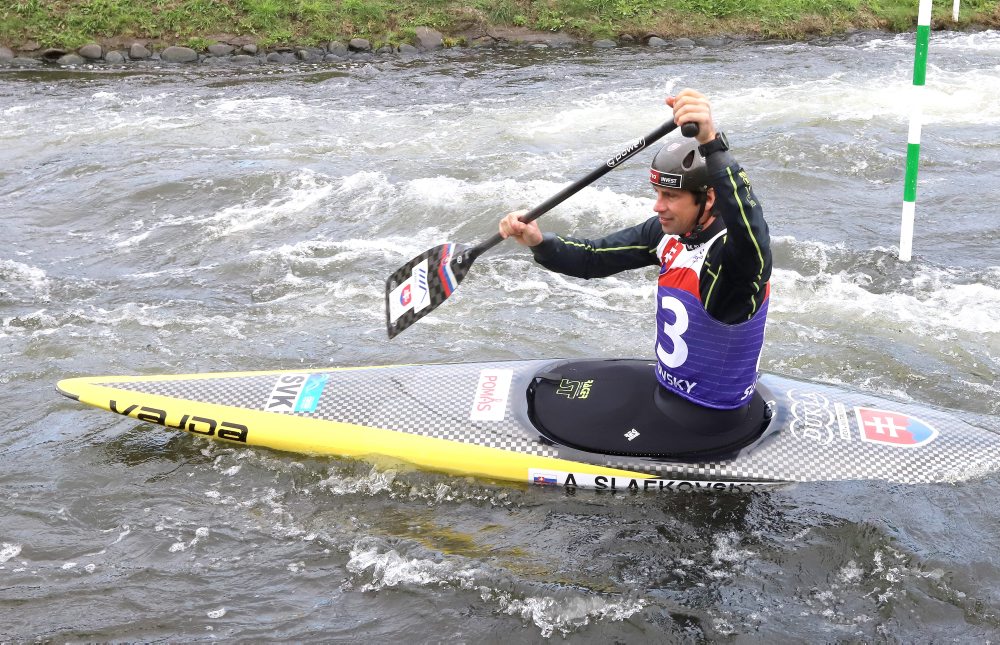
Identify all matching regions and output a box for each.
[649,139,709,193]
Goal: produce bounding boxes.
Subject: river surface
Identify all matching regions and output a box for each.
[2,30,1000,641]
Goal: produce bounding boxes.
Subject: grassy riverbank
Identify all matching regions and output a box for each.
[2,0,998,50]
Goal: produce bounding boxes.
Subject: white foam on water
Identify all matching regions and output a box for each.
[328,170,400,217]
[933,29,1000,51]
[91,90,176,107]
[401,103,460,118]
[204,169,334,238]
[318,466,398,497]
[336,169,389,194]
[315,169,655,249]
[771,265,1000,337]
[32,303,250,341]
[769,236,1000,339]
[209,96,316,122]
[839,560,865,584]
[1,308,59,335]
[106,525,132,546]
[0,105,35,137]
[41,105,192,141]
[544,271,651,308]
[715,63,1000,128]
[0,543,22,564]
[482,588,646,639]
[109,213,200,249]
[865,547,915,606]
[346,537,645,637]
[346,542,479,592]
[707,532,756,580]
[859,29,1000,53]
[517,88,659,138]
[0,259,52,302]
[343,108,393,126]
[256,237,415,266]
[395,174,652,232]
[404,175,481,210]
[168,526,211,553]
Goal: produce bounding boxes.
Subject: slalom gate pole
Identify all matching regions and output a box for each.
[899,0,933,262]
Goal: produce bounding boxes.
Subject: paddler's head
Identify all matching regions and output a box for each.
[649,139,715,238]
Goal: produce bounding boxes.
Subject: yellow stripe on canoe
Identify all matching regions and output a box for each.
[57,374,658,485]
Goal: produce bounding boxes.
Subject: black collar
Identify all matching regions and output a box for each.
[679,215,725,248]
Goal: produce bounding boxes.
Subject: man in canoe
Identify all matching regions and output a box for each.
[499,89,771,412]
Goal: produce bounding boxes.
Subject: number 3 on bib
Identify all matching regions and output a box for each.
[656,295,689,368]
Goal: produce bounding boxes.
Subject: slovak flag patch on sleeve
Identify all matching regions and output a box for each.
[855,407,939,448]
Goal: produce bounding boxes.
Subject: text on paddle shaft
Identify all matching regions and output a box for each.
[606,137,646,168]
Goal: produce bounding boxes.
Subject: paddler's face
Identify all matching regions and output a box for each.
[652,185,705,236]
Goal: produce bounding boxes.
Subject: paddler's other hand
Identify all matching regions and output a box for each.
[666,89,717,145]
[499,210,543,247]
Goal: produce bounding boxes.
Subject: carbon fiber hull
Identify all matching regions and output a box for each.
[57,359,1000,489]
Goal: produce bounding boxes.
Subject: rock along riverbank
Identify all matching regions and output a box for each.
[0,25,837,70]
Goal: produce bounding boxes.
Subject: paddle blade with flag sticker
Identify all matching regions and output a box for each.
[385,242,475,338]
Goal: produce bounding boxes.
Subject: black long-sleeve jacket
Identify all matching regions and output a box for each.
[529,150,771,325]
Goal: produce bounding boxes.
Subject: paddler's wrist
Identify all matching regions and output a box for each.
[694,125,718,145]
[529,232,560,261]
[704,148,736,178]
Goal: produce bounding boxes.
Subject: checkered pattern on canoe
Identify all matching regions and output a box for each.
[98,365,1000,484]
[104,374,277,408]
[99,363,560,459]
[605,374,1000,484]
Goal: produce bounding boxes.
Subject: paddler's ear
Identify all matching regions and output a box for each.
[703,187,715,212]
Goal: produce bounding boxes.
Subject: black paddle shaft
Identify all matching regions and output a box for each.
[463,120,699,263]
[385,119,698,338]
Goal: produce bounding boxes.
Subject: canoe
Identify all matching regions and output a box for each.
[57,358,1000,490]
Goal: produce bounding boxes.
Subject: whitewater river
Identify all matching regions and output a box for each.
[2,30,999,641]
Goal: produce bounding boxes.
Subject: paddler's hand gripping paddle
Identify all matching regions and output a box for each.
[385,120,699,338]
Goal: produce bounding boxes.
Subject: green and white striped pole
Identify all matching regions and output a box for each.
[899,0,933,262]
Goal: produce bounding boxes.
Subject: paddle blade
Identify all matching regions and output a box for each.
[385,243,474,338]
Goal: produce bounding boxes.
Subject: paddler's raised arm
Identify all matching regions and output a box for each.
[669,89,771,318]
